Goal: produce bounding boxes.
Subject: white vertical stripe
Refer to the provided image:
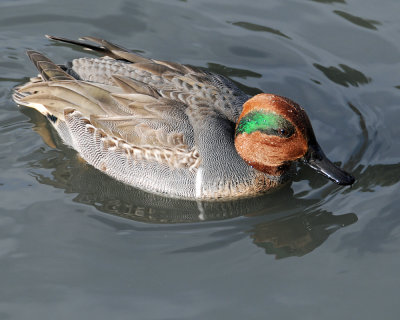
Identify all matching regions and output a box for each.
[195,167,203,199]
[197,201,205,221]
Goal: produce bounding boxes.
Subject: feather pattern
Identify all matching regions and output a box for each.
[13,36,284,199]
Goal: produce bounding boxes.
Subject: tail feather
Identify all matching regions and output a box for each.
[46,35,149,63]
[45,35,108,53]
[15,51,75,119]
[26,50,74,81]
[13,35,155,125]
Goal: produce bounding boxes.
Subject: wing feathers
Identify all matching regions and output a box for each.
[111,75,160,97]
[15,35,248,173]
[26,51,74,81]
[46,35,149,63]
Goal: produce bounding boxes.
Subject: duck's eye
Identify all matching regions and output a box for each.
[277,127,293,138]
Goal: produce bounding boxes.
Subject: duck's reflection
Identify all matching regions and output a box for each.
[250,210,357,259]
[23,108,357,258]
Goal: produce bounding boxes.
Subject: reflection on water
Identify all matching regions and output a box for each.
[350,164,400,191]
[251,210,357,259]
[205,62,262,79]
[333,10,381,30]
[231,21,291,39]
[313,63,371,87]
[344,102,400,192]
[347,102,369,168]
[204,62,262,96]
[20,107,358,258]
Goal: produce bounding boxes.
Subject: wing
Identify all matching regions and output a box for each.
[14,51,199,171]
[12,36,261,199]
[46,35,249,123]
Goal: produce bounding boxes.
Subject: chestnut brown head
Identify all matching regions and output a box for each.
[234,94,354,185]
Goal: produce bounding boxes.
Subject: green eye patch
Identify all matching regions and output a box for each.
[235,110,295,138]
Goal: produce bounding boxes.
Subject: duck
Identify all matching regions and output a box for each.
[13,35,355,200]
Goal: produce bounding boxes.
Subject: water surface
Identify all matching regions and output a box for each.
[1,0,400,319]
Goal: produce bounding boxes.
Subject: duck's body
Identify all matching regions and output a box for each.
[13,36,354,200]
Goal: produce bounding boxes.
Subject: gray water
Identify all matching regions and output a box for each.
[1,0,400,319]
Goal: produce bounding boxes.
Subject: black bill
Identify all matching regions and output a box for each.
[303,142,355,185]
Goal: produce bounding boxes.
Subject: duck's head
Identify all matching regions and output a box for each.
[235,93,355,185]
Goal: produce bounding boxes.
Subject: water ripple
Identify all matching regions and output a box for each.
[230,21,291,39]
[334,10,381,30]
[313,63,371,87]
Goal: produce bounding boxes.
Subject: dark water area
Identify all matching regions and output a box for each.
[1,0,400,319]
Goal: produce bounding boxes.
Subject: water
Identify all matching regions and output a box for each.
[1,0,400,319]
